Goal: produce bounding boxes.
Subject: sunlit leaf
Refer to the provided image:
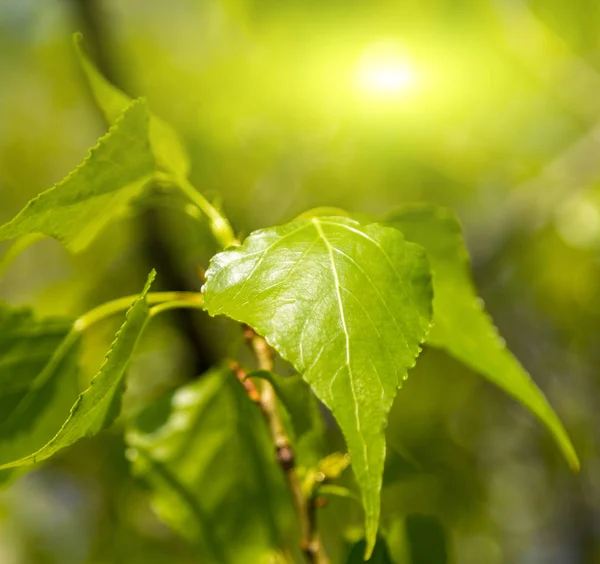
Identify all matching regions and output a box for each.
[126,367,291,564]
[386,204,579,470]
[74,33,190,178]
[0,100,154,253]
[0,271,155,469]
[203,216,432,556]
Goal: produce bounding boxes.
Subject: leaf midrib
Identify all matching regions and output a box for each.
[311,218,368,473]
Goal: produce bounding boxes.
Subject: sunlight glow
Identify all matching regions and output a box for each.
[355,42,418,97]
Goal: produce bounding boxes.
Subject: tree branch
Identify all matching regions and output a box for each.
[236,327,329,564]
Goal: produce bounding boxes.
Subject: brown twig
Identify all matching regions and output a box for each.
[236,327,329,564]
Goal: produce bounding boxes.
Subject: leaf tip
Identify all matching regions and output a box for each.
[363,538,375,561]
[142,269,157,295]
[362,510,380,561]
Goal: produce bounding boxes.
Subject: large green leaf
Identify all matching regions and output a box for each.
[0,99,154,253]
[0,272,155,469]
[74,33,190,178]
[0,305,80,467]
[386,204,579,470]
[126,367,291,564]
[203,216,433,556]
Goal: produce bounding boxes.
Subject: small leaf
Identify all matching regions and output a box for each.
[0,305,80,466]
[203,216,433,556]
[126,367,290,564]
[0,271,155,469]
[318,452,351,480]
[318,484,361,503]
[74,33,190,178]
[0,100,155,253]
[386,204,579,470]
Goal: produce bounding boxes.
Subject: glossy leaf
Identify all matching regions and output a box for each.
[0,100,154,253]
[386,204,578,470]
[126,367,291,563]
[203,216,433,555]
[0,271,155,469]
[0,305,80,466]
[74,33,190,178]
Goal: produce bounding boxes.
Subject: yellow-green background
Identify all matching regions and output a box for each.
[1,1,599,562]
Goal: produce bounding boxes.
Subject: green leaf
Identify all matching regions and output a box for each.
[318,484,361,503]
[318,452,351,480]
[0,271,155,469]
[0,99,155,253]
[203,216,433,556]
[386,204,579,470]
[404,514,448,564]
[0,234,45,278]
[74,33,190,178]
[346,538,394,564]
[0,305,80,466]
[126,367,290,564]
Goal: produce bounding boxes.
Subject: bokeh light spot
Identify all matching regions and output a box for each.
[355,41,418,97]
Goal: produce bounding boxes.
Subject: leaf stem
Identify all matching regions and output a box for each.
[242,327,329,564]
[74,291,204,332]
[175,177,239,248]
[0,233,46,277]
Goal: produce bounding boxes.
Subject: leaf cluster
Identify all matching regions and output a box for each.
[0,35,578,563]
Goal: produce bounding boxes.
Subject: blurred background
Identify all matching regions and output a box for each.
[1,0,599,562]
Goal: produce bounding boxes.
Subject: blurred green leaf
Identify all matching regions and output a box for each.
[0,99,154,253]
[346,538,394,563]
[318,484,361,503]
[318,452,351,480]
[386,204,579,471]
[74,33,190,178]
[0,271,155,469]
[203,216,433,556]
[126,367,291,564]
[0,233,45,278]
[0,304,80,467]
[404,514,448,564]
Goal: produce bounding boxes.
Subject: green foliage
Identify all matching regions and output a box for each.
[0,32,580,564]
[0,272,155,469]
[126,367,291,564]
[0,305,79,467]
[203,216,432,555]
[403,514,448,564]
[386,204,579,470]
[346,539,393,563]
[0,100,154,253]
